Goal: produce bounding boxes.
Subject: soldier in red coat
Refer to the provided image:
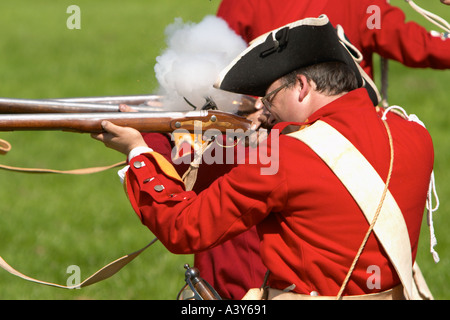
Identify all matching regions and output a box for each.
[93,17,434,299]
[217,0,450,79]
[189,0,449,299]
[184,0,449,299]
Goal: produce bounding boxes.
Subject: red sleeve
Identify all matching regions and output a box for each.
[360,0,450,69]
[125,146,285,254]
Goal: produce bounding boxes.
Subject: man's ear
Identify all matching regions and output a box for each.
[297,75,311,102]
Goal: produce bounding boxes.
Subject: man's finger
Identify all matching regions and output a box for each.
[254,98,264,110]
[101,120,125,136]
[119,104,138,112]
[90,132,104,141]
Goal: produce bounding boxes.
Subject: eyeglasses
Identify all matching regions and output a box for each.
[261,80,295,110]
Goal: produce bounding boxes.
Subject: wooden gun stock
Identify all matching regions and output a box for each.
[0,110,252,133]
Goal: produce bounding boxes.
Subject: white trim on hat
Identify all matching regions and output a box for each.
[249,15,330,46]
[214,16,330,91]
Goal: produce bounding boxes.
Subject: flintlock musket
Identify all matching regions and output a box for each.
[0,94,257,115]
[0,97,162,114]
[50,94,164,107]
[0,110,252,133]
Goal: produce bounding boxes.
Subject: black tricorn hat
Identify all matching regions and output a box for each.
[214,15,380,106]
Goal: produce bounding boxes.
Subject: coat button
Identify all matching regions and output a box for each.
[133,161,144,169]
[154,185,165,192]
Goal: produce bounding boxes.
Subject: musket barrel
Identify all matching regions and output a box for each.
[50,95,164,107]
[0,110,252,133]
[0,97,162,114]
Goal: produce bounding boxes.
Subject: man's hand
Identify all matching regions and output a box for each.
[91,121,147,156]
[441,0,450,5]
[119,103,138,112]
[247,98,273,130]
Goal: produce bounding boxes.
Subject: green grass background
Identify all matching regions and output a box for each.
[0,0,448,300]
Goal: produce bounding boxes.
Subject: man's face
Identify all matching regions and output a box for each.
[261,80,294,125]
[261,78,311,125]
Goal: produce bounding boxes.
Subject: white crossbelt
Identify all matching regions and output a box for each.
[287,120,413,299]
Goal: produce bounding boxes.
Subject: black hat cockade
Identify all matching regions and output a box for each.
[214,15,380,106]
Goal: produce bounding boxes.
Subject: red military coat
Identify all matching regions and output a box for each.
[141,133,265,299]
[217,0,450,79]
[127,89,433,296]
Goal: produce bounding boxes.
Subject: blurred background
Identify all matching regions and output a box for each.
[0,0,448,299]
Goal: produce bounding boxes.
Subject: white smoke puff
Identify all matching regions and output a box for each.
[154,15,247,112]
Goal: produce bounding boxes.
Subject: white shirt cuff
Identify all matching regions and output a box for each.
[118,146,154,184]
[128,146,154,162]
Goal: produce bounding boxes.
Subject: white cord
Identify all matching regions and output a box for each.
[382,106,440,263]
[405,0,450,33]
[427,172,440,263]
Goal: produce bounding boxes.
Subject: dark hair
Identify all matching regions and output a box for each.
[282,61,359,96]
